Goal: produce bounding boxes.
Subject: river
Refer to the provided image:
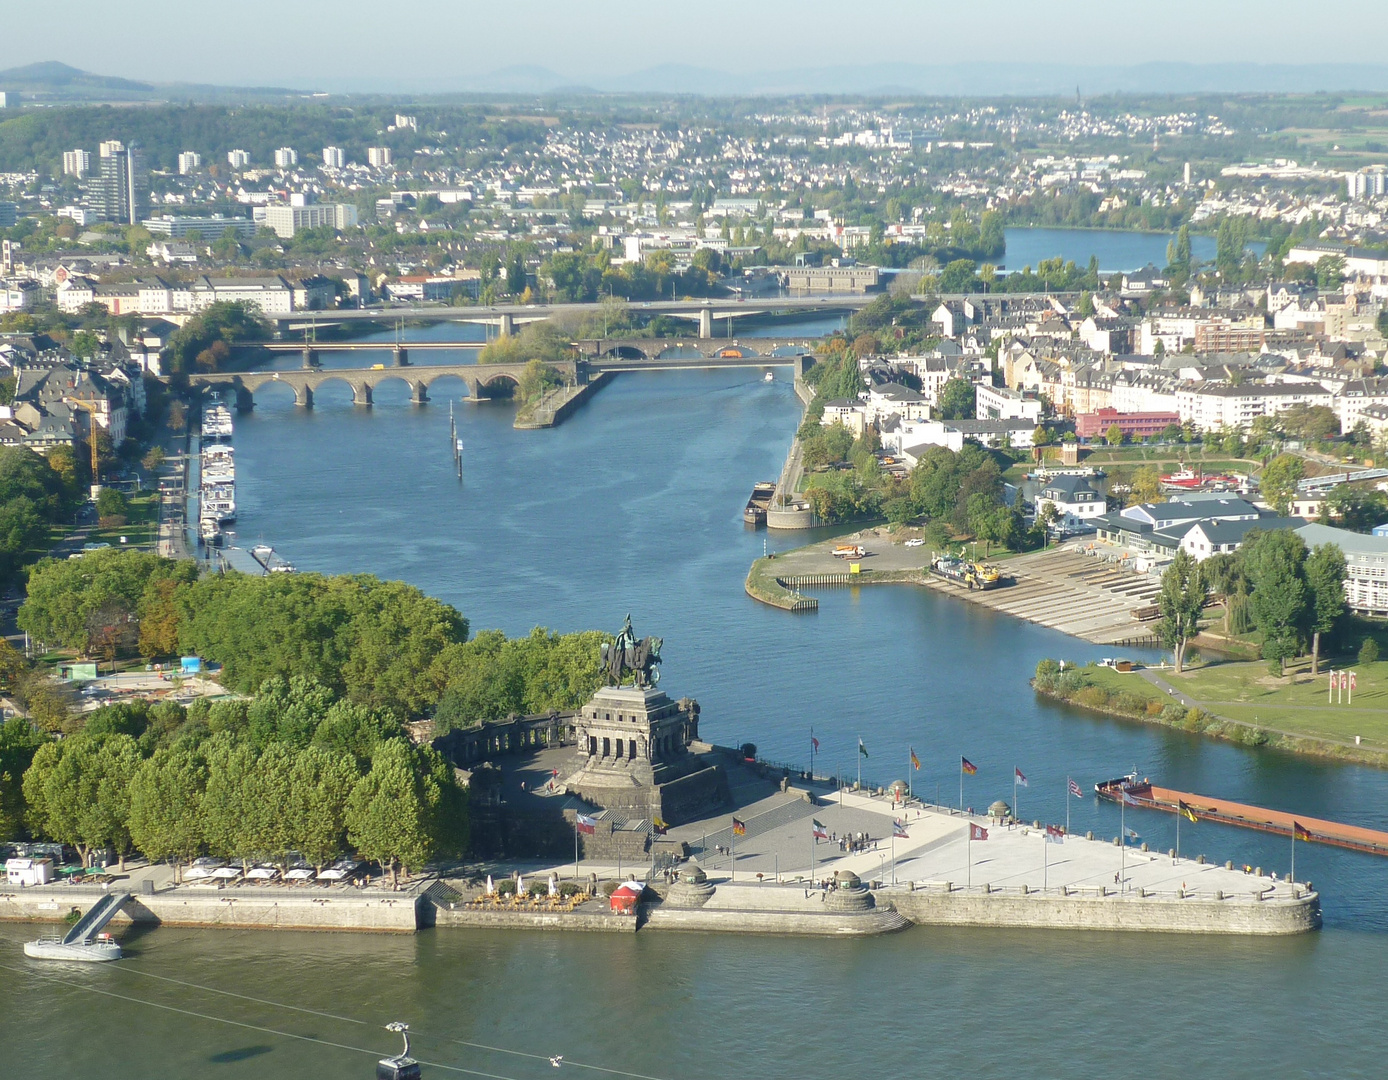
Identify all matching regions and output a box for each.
[1001,226,1265,275]
[8,332,1388,1078]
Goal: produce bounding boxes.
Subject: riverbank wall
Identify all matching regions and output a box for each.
[514,371,613,429]
[0,886,420,933]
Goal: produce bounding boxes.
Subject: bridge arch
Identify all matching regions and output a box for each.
[601,344,651,361]
[474,371,520,398]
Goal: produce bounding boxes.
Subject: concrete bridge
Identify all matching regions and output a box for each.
[187,360,571,409]
[276,295,873,336]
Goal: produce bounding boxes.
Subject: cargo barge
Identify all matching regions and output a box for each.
[1096,776,1388,856]
[743,481,776,526]
[929,555,1003,590]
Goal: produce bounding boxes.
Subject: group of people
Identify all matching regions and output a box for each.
[830,831,876,854]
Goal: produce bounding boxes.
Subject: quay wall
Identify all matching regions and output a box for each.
[514,371,613,429]
[641,905,909,936]
[0,888,420,933]
[432,907,636,933]
[884,887,1320,936]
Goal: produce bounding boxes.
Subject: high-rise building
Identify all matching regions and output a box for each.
[367,146,393,168]
[262,203,359,238]
[63,149,92,178]
[274,147,298,168]
[227,149,251,169]
[0,92,15,109]
[393,114,417,131]
[0,203,16,228]
[322,146,345,169]
[178,151,202,175]
[87,142,148,224]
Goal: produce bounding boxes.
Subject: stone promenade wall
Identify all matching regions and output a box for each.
[885,887,1320,935]
[0,888,420,932]
[432,907,636,933]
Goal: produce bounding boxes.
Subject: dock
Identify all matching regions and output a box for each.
[749,532,1163,645]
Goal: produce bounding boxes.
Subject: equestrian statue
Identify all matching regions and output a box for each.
[601,614,663,688]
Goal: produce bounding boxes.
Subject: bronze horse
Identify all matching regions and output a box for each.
[601,634,663,688]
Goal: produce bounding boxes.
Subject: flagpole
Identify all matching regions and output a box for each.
[1291,828,1295,885]
[810,825,815,885]
[1013,770,1018,823]
[1120,793,1126,893]
[959,757,964,811]
[810,726,815,781]
[857,736,862,791]
[891,831,896,885]
[1176,802,1181,863]
[1065,776,1071,835]
[574,814,579,881]
[1043,830,1048,892]
[967,825,971,889]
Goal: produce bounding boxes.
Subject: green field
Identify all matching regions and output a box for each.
[90,492,160,549]
[1167,660,1388,750]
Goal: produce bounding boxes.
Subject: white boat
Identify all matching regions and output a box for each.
[764,371,774,382]
[24,936,123,962]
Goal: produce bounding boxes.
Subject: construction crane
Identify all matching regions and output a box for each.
[68,398,103,493]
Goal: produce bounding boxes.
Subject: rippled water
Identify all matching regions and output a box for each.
[8,356,1388,1078]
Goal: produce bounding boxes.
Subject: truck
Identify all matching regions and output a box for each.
[832,544,866,559]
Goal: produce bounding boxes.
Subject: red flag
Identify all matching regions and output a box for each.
[576,813,597,835]
[1068,778,1083,798]
[970,823,989,841]
[1351,672,1358,690]
[1045,824,1065,843]
[812,735,820,752]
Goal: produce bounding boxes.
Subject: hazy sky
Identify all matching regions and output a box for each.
[3,1,1386,89]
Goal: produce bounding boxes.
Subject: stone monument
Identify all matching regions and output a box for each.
[563,616,729,825]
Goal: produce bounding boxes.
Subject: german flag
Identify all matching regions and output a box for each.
[961,757,978,775]
[731,818,746,836]
[1293,820,1312,842]
[910,747,921,771]
[1177,800,1199,824]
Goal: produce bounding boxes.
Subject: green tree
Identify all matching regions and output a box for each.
[346,740,439,887]
[1361,637,1380,665]
[129,747,207,882]
[1158,550,1206,672]
[1258,454,1305,516]
[1129,466,1163,506]
[1106,423,1124,447]
[0,717,47,841]
[935,378,976,421]
[22,733,141,866]
[1303,543,1346,675]
[1243,528,1309,673]
[287,745,361,870]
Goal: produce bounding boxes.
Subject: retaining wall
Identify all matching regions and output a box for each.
[0,888,420,932]
[642,905,909,936]
[432,907,636,933]
[884,887,1320,935]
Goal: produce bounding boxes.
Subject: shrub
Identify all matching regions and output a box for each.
[1055,671,1086,695]
[558,881,582,898]
[1182,707,1211,731]
[1074,686,1111,710]
[1160,703,1186,724]
[1035,658,1061,680]
[527,881,549,898]
[601,880,620,897]
[1114,692,1148,716]
[1361,638,1380,665]
[1145,701,1164,718]
[495,879,517,896]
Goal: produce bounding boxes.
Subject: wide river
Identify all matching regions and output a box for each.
[7,310,1388,1079]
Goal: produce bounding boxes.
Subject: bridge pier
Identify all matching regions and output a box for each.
[293,383,313,409]
[409,380,429,405]
[498,313,515,337]
[302,346,319,369]
[698,307,712,339]
[393,346,409,367]
[352,382,373,407]
[235,387,255,412]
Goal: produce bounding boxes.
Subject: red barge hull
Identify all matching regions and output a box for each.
[1095,778,1388,857]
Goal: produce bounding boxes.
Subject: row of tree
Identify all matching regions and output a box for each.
[0,446,79,586]
[16,681,466,884]
[1159,531,1347,674]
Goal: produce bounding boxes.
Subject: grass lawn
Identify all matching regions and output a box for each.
[1073,664,1167,706]
[90,491,159,549]
[1168,658,1388,750]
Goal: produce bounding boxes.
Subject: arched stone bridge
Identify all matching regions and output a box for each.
[577,337,823,362]
[186,360,576,409]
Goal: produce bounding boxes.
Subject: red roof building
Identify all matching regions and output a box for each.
[1075,406,1181,441]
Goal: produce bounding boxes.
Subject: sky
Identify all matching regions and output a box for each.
[3,1,1388,92]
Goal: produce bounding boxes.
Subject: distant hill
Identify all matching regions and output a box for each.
[0,60,302,103]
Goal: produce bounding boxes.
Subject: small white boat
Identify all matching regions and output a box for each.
[24,936,122,962]
[764,371,774,382]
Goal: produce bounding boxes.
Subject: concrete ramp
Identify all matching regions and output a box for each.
[62,891,129,945]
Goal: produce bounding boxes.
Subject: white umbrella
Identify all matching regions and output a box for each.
[548,874,558,897]
[516,873,526,895]
[484,874,494,895]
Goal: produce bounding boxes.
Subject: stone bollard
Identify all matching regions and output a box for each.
[1177,888,1185,898]
[1086,831,1094,840]
[1255,866,1262,876]
[1197,854,1205,865]
[1141,842,1149,853]
[1215,890,1224,900]
[1020,884,1029,895]
[1033,820,1041,829]
[1169,849,1175,859]
[1226,860,1234,870]
[907,881,915,891]
[1113,836,1121,846]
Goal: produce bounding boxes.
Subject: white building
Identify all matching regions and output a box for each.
[177,151,201,175]
[227,149,250,169]
[865,383,929,424]
[262,203,359,239]
[367,146,393,168]
[1035,475,1106,528]
[322,146,345,169]
[1335,378,1388,434]
[62,149,92,177]
[1296,522,1388,615]
[976,383,1043,423]
[274,147,298,168]
[820,399,867,437]
[191,276,294,314]
[1175,382,1334,432]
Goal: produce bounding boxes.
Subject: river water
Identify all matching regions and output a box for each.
[8,324,1388,1077]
